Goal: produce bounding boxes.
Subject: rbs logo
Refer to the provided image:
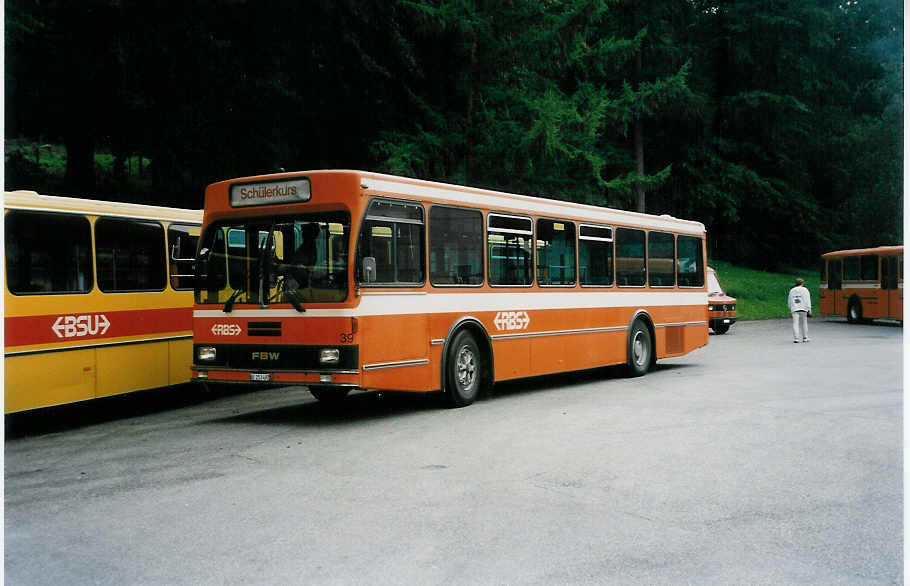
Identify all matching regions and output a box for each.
[211,324,242,336]
[52,314,111,338]
[494,311,530,331]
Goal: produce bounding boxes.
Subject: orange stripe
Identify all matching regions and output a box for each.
[5,307,191,348]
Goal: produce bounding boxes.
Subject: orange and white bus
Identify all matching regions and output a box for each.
[191,170,708,406]
[820,245,903,323]
[4,190,202,413]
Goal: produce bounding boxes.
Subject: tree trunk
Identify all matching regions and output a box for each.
[634,118,645,213]
[64,131,95,194]
[465,31,477,184]
[634,51,645,213]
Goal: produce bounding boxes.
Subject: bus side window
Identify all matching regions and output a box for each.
[860,255,878,281]
[578,224,613,286]
[169,224,200,290]
[488,214,533,286]
[429,206,483,286]
[96,218,167,292]
[357,198,425,286]
[5,210,93,294]
[616,227,646,287]
[648,231,675,287]
[536,219,576,286]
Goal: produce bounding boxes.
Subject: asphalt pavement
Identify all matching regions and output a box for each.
[5,318,903,585]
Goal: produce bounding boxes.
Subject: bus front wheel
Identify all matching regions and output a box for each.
[309,386,350,404]
[446,330,481,407]
[627,320,653,377]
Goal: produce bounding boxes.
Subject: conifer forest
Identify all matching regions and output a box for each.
[5,0,903,269]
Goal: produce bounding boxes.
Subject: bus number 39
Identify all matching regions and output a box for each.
[339,333,354,343]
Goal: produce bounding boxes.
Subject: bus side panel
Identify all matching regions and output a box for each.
[359,314,432,391]
[169,338,194,386]
[5,350,97,413]
[651,305,709,358]
[95,342,170,398]
[891,286,903,319]
[867,287,884,319]
[489,338,529,381]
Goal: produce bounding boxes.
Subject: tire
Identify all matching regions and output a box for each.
[713,323,730,335]
[626,319,653,377]
[847,299,862,324]
[309,386,350,404]
[446,330,482,407]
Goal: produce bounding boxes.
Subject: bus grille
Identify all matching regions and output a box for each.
[248,322,282,337]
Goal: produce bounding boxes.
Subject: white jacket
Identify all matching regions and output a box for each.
[788,285,812,314]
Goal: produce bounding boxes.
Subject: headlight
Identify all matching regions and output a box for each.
[197,346,217,361]
[319,348,340,364]
[708,305,715,311]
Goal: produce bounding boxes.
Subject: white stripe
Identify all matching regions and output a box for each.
[821,283,900,290]
[362,178,705,234]
[362,358,430,371]
[194,290,708,319]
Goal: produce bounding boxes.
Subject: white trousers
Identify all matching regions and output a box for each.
[792,311,809,341]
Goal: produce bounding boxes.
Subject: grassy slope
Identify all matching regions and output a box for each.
[710,261,819,321]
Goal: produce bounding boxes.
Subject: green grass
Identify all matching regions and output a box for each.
[710,260,819,321]
[6,139,151,180]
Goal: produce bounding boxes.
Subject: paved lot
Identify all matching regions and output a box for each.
[5,318,903,585]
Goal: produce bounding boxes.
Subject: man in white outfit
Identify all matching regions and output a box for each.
[788,277,812,343]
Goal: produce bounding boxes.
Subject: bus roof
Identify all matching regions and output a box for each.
[4,190,202,223]
[821,245,903,259]
[206,170,706,234]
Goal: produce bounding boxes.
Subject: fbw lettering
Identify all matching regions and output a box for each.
[251,351,281,360]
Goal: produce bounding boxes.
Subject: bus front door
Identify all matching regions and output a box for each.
[827,259,843,315]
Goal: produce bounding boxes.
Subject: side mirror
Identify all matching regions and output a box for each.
[362,257,377,283]
[196,247,212,289]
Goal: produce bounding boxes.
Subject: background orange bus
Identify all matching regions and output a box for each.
[820,245,903,323]
[191,170,709,406]
[4,190,202,413]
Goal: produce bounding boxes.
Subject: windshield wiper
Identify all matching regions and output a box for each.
[223,288,244,313]
[285,288,306,313]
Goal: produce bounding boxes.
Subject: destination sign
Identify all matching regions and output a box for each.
[229,178,311,207]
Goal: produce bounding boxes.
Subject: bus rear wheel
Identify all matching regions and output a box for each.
[626,320,653,377]
[847,298,863,324]
[446,330,481,407]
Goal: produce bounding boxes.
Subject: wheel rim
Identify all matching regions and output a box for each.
[850,305,858,320]
[632,330,649,367]
[455,345,477,390]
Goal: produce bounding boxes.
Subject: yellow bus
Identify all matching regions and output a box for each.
[191,170,709,407]
[4,190,202,413]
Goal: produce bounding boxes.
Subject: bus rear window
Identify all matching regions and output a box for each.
[677,235,704,287]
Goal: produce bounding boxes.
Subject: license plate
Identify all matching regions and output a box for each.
[250,372,271,382]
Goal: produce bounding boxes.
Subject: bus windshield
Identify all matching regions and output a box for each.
[195,212,350,306]
[707,270,723,295]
